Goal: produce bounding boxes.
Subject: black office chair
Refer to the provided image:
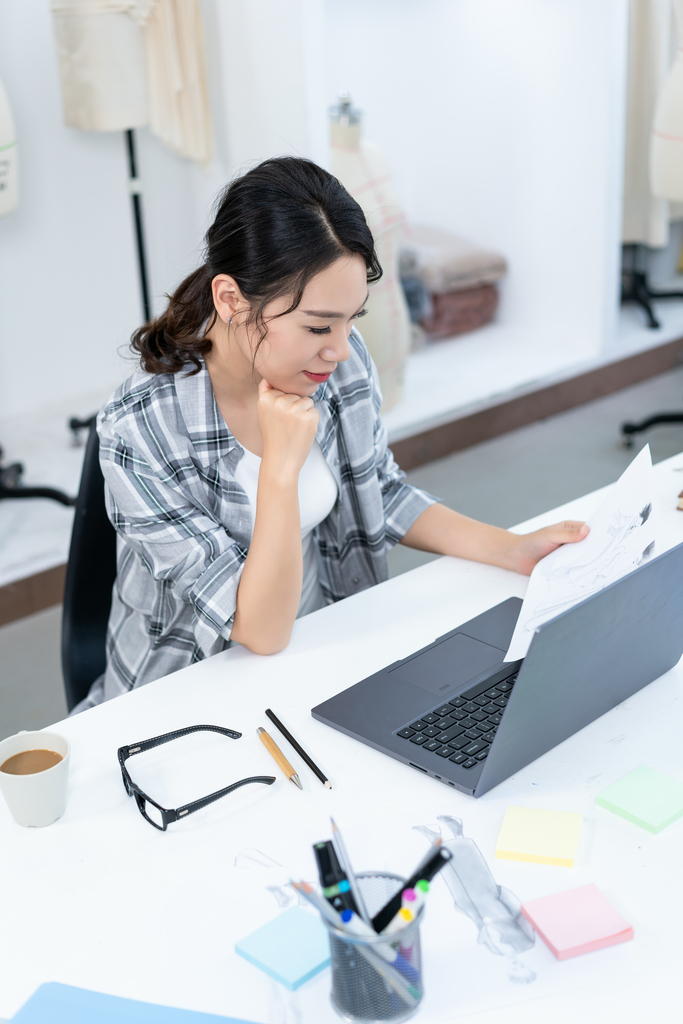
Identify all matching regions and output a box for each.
[61,422,118,711]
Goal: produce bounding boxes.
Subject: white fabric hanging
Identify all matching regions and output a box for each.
[143,0,213,164]
[331,121,411,412]
[0,76,18,217]
[622,0,674,246]
[651,0,683,199]
[50,0,213,164]
[51,0,150,131]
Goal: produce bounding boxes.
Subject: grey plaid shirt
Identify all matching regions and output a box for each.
[81,329,436,708]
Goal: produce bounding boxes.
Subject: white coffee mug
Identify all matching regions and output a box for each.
[0,730,70,827]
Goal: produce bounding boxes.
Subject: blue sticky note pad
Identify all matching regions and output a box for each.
[9,983,258,1023]
[235,907,330,991]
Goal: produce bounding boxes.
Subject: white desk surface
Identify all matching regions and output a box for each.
[2,455,683,1024]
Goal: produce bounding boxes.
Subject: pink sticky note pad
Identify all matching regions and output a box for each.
[521,884,634,961]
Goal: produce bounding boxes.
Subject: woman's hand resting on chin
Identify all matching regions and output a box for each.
[257,378,319,480]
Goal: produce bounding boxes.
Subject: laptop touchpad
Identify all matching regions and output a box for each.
[389,632,506,696]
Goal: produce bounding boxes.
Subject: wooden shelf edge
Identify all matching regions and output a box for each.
[0,564,66,629]
[391,334,683,470]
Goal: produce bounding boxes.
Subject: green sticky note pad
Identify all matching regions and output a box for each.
[596,766,683,833]
[235,907,330,991]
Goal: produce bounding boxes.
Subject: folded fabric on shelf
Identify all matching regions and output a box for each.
[419,284,499,341]
[400,224,506,342]
[401,225,507,295]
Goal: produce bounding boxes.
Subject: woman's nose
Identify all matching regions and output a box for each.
[321,327,351,364]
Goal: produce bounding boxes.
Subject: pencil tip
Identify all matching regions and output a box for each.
[292,774,303,790]
[324,781,332,789]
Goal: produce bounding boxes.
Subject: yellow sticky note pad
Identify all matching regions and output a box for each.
[495,806,583,867]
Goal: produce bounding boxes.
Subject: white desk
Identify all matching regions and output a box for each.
[2,455,683,1024]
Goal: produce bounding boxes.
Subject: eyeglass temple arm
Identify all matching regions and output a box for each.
[121,725,242,759]
[172,775,276,822]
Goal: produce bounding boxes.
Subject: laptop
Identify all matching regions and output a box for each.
[311,540,683,797]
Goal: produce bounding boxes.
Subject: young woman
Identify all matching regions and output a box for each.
[76,157,588,709]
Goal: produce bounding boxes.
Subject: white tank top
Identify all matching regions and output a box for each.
[232,441,339,617]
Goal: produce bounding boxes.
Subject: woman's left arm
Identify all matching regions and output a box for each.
[400,503,588,576]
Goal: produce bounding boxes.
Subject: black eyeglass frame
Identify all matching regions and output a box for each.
[117,724,276,831]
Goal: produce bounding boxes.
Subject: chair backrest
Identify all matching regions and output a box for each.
[61,423,117,711]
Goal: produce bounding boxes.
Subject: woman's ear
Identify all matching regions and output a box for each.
[212,274,246,324]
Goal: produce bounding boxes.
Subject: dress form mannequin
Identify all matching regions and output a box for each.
[621,0,683,438]
[623,0,672,246]
[651,0,683,199]
[330,96,411,412]
[50,0,212,162]
[0,77,18,218]
[620,0,683,328]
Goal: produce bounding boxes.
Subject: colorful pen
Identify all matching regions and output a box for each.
[371,846,452,933]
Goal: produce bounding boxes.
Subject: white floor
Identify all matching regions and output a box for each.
[0,386,112,588]
[2,363,682,742]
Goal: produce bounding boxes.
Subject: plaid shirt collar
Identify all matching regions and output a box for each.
[174,360,333,469]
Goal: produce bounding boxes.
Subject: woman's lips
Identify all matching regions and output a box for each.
[303,371,332,382]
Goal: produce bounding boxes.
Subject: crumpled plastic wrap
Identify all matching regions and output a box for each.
[413,815,534,957]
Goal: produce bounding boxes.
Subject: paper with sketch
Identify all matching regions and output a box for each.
[505,445,658,662]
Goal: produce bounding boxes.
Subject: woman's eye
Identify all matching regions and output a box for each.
[353,308,368,319]
[308,326,332,335]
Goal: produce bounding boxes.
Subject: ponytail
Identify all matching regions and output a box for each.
[131,265,215,375]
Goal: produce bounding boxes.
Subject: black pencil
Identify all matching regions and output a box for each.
[265,708,331,789]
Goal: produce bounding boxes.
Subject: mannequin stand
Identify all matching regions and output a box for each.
[125,129,151,323]
[621,243,683,329]
[0,446,75,506]
[620,410,683,447]
[619,244,683,445]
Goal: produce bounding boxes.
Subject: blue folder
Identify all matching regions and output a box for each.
[9,983,260,1023]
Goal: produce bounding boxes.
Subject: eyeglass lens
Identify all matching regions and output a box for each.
[136,794,165,829]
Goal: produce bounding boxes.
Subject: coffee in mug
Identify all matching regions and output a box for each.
[0,730,70,827]
[1,749,64,775]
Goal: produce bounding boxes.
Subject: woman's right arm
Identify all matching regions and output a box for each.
[229,379,319,655]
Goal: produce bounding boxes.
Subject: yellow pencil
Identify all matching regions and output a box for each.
[257,727,302,790]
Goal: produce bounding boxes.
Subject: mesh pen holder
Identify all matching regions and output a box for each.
[323,872,424,1024]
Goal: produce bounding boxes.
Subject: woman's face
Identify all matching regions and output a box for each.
[213,254,369,396]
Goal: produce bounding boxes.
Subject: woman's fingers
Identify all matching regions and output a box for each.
[508,520,589,576]
[548,521,589,544]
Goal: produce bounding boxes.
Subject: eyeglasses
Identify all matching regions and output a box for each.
[117,725,276,830]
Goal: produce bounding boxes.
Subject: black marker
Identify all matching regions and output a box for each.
[313,840,359,915]
[371,845,453,933]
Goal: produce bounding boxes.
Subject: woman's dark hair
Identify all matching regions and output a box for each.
[132,156,382,374]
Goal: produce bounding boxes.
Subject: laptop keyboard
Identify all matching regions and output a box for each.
[394,671,518,770]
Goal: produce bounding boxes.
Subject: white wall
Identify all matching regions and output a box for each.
[1,0,629,422]
[212,0,328,170]
[0,1,226,420]
[324,0,628,352]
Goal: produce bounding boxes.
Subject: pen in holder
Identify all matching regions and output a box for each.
[322,872,424,1023]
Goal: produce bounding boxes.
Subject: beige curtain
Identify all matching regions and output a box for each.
[622,0,674,246]
[144,0,213,164]
[651,0,683,200]
[51,0,213,164]
[0,76,18,217]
